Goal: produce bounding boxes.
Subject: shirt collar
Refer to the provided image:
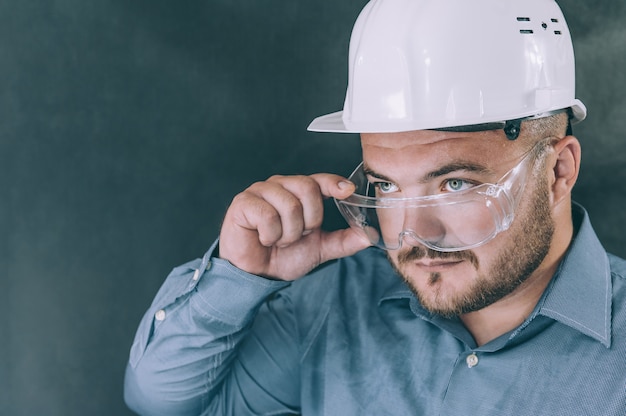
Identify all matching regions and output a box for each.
[378,203,612,347]
[537,203,612,347]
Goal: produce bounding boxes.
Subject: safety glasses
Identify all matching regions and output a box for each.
[335,139,552,252]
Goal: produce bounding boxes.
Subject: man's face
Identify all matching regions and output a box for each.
[360,130,555,318]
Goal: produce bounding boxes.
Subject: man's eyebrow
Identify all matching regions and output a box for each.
[424,162,492,181]
[363,161,493,183]
[362,165,394,182]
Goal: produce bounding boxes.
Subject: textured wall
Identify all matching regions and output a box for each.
[3,1,624,415]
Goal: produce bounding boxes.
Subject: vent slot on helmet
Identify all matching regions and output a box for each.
[516,16,563,35]
[517,16,533,34]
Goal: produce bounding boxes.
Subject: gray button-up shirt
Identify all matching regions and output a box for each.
[125,203,626,415]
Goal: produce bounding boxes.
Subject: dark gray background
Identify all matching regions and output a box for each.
[3,1,624,415]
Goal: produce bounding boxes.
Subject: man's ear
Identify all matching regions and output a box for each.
[549,135,581,205]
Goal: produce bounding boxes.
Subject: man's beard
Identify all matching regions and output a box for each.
[388,174,555,318]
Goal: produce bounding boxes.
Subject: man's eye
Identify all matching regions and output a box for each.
[443,179,474,192]
[375,182,399,194]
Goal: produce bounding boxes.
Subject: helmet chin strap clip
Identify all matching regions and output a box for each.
[504,119,522,140]
[503,107,573,140]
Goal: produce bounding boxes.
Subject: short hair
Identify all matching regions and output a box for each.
[522,111,570,142]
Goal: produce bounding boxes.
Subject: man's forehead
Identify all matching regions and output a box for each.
[360,129,506,148]
[359,129,517,163]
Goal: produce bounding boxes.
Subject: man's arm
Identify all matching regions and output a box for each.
[124,174,370,415]
[123,243,296,415]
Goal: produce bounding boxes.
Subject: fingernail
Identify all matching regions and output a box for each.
[338,181,354,190]
[302,229,313,236]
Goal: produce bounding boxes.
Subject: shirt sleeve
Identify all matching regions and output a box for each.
[123,239,300,416]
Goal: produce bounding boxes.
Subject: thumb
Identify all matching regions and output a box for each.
[319,227,372,264]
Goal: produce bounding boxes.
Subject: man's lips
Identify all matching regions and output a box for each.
[414,259,465,271]
[396,246,481,271]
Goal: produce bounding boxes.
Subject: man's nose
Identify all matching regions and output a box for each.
[400,207,448,249]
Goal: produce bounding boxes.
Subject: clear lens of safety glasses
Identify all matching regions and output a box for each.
[335,139,551,252]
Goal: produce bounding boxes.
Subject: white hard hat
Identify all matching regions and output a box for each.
[308,0,587,136]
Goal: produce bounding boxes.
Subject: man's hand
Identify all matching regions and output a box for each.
[218,173,371,281]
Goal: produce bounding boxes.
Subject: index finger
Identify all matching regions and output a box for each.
[266,173,353,234]
[308,173,356,200]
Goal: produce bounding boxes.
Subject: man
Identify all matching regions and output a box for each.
[124,0,626,414]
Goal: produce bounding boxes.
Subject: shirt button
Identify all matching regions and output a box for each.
[466,353,479,368]
[155,309,166,321]
[192,269,200,281]
[205,261,212,270]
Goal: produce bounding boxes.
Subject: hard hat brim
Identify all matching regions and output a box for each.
[307,100,587,134]
[307,111,350,133]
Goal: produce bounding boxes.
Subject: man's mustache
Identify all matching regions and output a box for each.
[397,245,480,269]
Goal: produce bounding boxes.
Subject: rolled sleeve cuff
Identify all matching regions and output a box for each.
[192,255,290,327]
[128,239,289,368]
